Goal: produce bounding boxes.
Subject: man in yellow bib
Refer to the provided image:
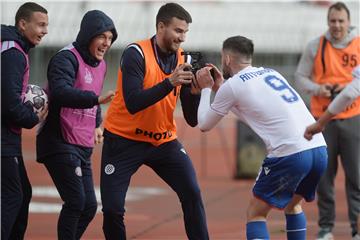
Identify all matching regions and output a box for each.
[295,2,360,239]
[100,3,209,239]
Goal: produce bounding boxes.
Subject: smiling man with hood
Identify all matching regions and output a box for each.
[36,10,117,240]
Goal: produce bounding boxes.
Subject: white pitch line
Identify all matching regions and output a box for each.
[30,186,167,214]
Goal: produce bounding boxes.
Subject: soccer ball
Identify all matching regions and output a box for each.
[23,84,48,113]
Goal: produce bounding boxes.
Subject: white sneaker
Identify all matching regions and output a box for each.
[352,234,360,240]
[316,232,334,240]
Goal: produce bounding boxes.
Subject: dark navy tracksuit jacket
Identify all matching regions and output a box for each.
[1,24,39,240]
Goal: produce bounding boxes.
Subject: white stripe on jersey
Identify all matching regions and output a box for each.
[1,40,15,53]
[128,44,144,59]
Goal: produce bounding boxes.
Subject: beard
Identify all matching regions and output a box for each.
[222,65,232,79]
[163,37,178,53]
[223,72,231,79]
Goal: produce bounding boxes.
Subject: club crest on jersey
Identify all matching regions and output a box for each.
[105,164,115,175]
[75,166,82,177]
[84,67,93,84]
[180,148,187,155]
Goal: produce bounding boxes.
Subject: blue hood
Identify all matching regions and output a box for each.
[74,10,118,66]
[76,10,118,49]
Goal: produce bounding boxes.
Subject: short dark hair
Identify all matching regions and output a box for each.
[156,2,192,28]
[223,36,254,59]
[15,2,47,27]
[328,2,350,20]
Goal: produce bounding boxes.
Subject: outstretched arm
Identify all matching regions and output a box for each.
[197,88,223,131]
[304,67,360,140]
[196,66,232,132]
[304,110,334,140]
[327,76,360,115]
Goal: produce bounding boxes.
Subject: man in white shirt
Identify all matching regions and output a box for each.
[195,35,328,240]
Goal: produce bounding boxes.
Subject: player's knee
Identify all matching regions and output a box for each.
[284,194,303,214]
[246,198,269,222]
[246,206,256,221]
[11,191,24,211]
[102,208,125,227]
[284,203,302,214]
[23,184,32,204]
[180,185,202,202]
[102,197,125,218]
[64,192,86,213]
[247,208,267,222]
[103,209,125,218]
[83,202,97,221]
[4,187,24,212]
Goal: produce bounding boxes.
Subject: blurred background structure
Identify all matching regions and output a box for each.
[2,1,359,95]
